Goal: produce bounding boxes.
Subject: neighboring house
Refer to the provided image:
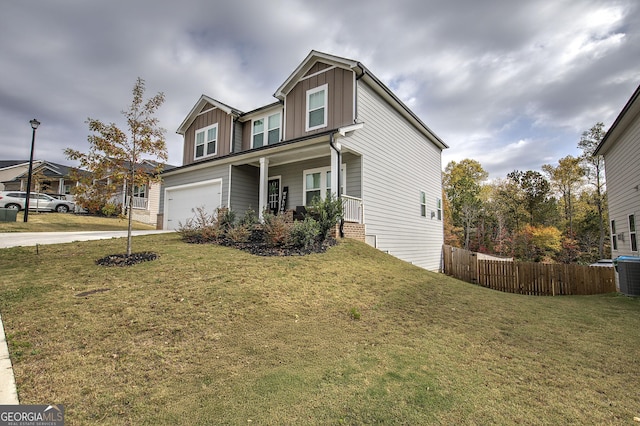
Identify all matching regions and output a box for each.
[0,160,80,197]
[109,160,176,227]
[160,51,448,270]
[594,83,640,258]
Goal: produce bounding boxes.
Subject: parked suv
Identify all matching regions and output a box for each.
[0,191,75,213]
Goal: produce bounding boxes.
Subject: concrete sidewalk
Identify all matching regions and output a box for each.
[0,314,19,404]
[0,230,174,249]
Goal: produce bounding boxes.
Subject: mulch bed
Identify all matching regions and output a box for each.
[96,252,159,267]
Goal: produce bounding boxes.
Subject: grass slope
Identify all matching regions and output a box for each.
[0,212,156,232]
[0,234,639,424]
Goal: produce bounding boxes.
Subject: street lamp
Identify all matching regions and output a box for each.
[23,118,40,222]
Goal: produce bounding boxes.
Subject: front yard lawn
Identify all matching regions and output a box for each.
[0,234,639,424]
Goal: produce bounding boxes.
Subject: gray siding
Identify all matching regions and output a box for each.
[159,165,230,213]
[605,113,640,257]
[229,165,259,214]
[341,81,444,271]
[233,120,243,153]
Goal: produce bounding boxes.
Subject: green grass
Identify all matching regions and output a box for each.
[0,235,639,424]
[0,211,156,232]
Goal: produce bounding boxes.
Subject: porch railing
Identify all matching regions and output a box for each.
[342,195,363,223]
[126,196,149,210]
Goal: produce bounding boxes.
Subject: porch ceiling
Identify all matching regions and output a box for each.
[231,138,331,168]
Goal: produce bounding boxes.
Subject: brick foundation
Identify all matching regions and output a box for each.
[331,221,366,242]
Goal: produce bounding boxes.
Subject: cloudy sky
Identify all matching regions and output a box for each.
[1,0,639,179]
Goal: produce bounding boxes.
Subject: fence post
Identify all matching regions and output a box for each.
[471,253,478,283]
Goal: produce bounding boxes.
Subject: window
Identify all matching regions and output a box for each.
[420,191,426,217]
[63,184,71,195]
[306,84,327,131]
[630,214,637,252]
[195,124,217,159]
[252,112,281,148]
[133,184,146,198]
[611,220,618,251]
[437,198,442,221]
[303,165,345,206]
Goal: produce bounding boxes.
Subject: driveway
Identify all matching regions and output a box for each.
[0,230,174,249]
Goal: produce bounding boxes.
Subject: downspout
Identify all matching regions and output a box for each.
[329,131,344,238]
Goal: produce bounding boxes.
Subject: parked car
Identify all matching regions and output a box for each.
[0,191,75,213]
[589,259,614,267]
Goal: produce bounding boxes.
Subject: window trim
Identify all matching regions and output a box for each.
[420,191,427,217]
[611,220,618,251]
[302,164,345,206]
[629,214,637,252]
[194,123,218,160]
[437,198,442,221]
[251,112,282,149]
[305,84,328,132]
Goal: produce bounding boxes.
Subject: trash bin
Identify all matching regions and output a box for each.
[0,208,18,222]
[614,256,640,296]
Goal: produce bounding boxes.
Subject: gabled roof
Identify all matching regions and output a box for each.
[275,50,447,150]
[10,161,75,179]
[0,160,37,170]
[594,83,640,156]
[176,95,243,135]
[274,50,360,99]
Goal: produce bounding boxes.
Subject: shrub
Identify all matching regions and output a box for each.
[290,217,320,249]
[226,224,251,243]
[177,206,222,243]
[307,193,343,241]
[217,208,236,232]
[101,202,120,217]
[262,210,292,247]
[239,207,259,227]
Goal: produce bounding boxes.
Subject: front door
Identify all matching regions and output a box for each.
[267,178,280,215]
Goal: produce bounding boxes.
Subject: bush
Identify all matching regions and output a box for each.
[262,210,292,247]
[101,202,120,217]
[290,217,320,249]
[226,224,251,243]
[177,206,222,243]
[217,208,236,232]
[307,193,343,241]
[239,207,259,227]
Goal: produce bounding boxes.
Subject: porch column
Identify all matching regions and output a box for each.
[258,157,269,221]
[330,141,341,197]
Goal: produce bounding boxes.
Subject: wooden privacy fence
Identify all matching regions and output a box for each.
[442,245,616,296]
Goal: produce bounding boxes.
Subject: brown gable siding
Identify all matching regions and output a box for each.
[303,61,332,77]
[285,67,354,140]
[182,106,233,165]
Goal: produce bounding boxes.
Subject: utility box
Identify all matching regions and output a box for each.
[614,256,640,296]
[0,208,18,222]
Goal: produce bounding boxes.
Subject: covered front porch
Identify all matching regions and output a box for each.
[228,138,364,225]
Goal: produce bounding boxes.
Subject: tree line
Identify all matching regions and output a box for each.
[443,123,607,264]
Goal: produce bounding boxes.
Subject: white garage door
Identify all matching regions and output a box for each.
[165,180,222,230]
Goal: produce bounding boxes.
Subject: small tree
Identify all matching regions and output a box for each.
[65,77,167,256]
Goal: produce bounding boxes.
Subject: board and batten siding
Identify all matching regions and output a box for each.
[342,81,444,271]
[182,105,233,166]
[605,113,640,257]
[159,165,230,215]
[284,66,354,140]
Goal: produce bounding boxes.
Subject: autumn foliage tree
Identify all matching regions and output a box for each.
[65,78,167,256]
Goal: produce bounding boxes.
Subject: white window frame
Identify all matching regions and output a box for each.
[630,214,637,252]
[133,184,147,198]
[611,220,618,251]
[194,123,218,160]
[302,164,345,206]
[305,84,328,132]
[420,191,427,217]
[437,198,442,221]
[252,112,281,148]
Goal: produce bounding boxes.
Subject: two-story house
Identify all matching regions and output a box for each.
[160,51,447,271]
[594,83,640,258]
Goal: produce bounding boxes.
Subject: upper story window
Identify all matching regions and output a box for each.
[420,191,427,217]
[306,84,328,131]
[195,123,217,159]
[252,112,281,148]
[436,198,442,221]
